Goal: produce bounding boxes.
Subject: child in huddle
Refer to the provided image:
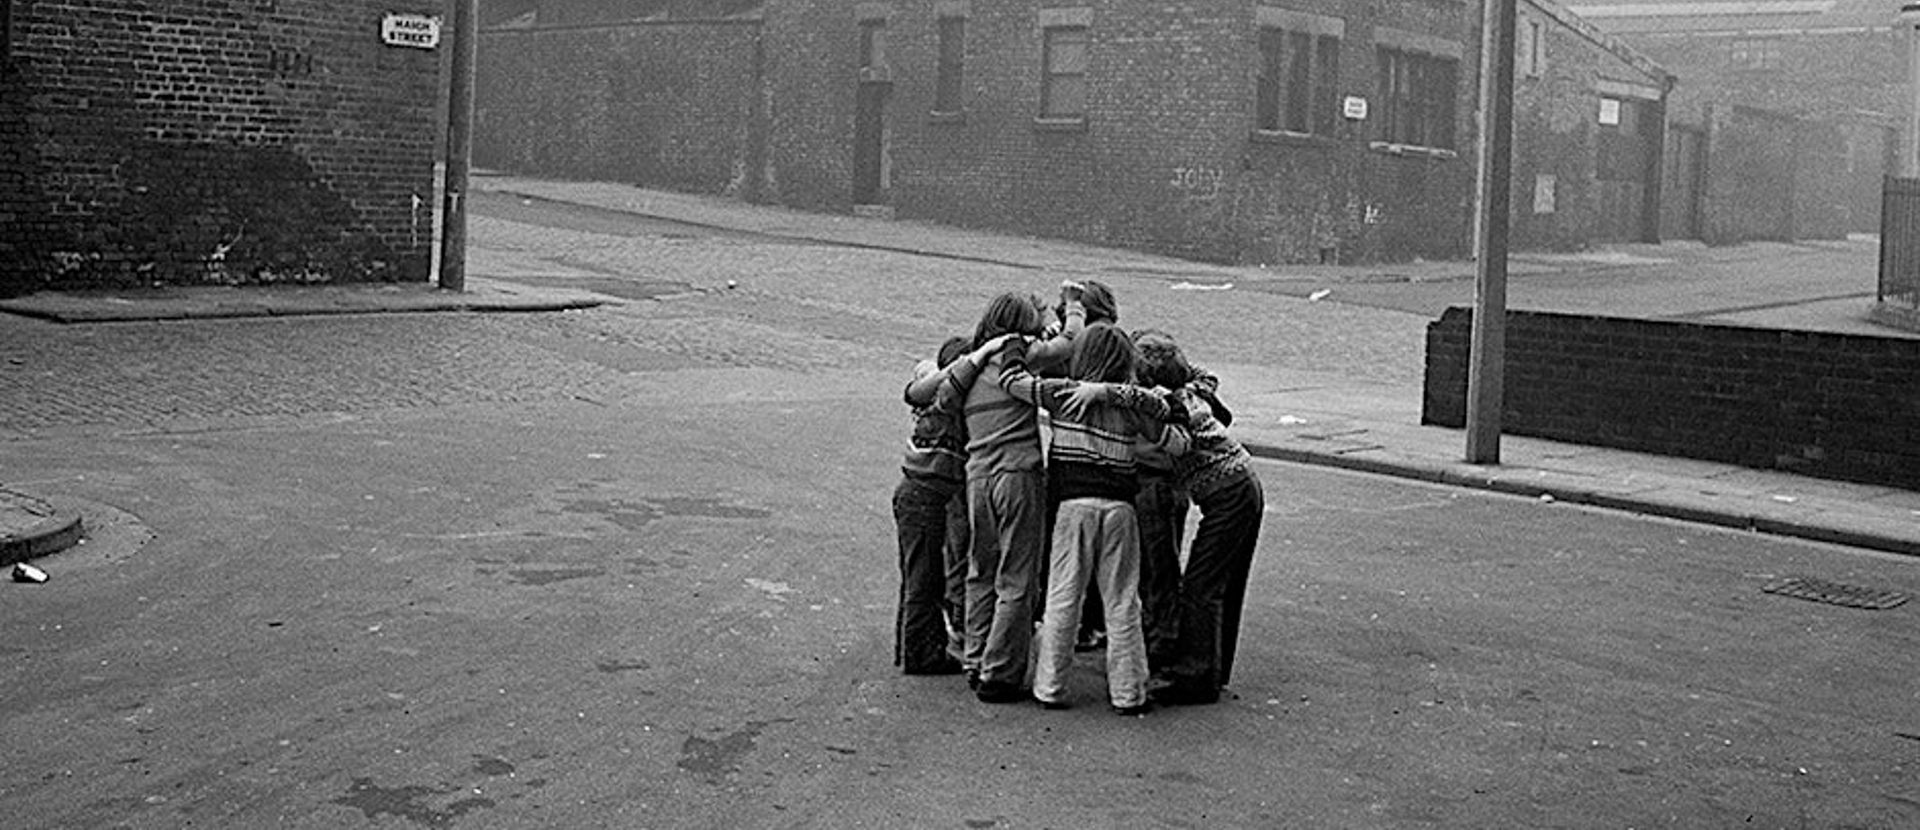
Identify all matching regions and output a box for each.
[1136,332,1264,706]
[921,292,1081,703]
[999,323,1188,714]
[1129,329,1224,674]
[892,336,974,674]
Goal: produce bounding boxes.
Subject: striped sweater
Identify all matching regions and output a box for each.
[997,353,1189,502]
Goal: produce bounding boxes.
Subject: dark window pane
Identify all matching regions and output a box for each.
[1285,31,1311,132]
[936,17,965,112]
[1047,75,1086,117]
[1049,30,1088,74]
[1315,35,1341,135]
[1257,29,1284,131]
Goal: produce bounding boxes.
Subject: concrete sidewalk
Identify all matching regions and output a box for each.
[2,176,1916,563]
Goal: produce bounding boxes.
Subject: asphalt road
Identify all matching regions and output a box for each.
[2,197,1916,829]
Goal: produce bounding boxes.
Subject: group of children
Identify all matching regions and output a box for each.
[891,281,1265,714]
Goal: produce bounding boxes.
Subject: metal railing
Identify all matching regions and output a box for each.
[1879,177,1920,310]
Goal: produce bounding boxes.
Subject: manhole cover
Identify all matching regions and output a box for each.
[1762,577,1910,610]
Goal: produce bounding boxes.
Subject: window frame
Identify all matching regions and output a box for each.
[933,15,966,116]
[1039,24,1090,122]
[1252,9,1344,139]
[1728,37,1780,71]
[1374,45,1459,153]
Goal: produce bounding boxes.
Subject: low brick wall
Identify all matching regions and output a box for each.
[1423,307,1920,490]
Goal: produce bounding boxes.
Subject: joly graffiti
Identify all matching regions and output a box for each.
[1169,165,1224,200]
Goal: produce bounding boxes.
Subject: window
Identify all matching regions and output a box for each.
[934,16,965,114]
[859,19,887,72]
[1256,29,1341,135]
[1041,26,1088,120]
[1376,47,1458,150]
[1518,17,1546,78]
[1729,37,1779,70]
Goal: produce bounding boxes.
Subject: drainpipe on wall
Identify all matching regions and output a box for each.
[1901,4,1920,178]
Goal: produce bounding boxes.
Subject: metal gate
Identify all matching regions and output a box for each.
[1879,177,1920,310]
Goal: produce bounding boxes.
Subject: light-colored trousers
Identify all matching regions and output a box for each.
[1033,497,1149,708]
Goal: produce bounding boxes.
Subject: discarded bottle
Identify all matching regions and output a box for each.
[12,563,48,584]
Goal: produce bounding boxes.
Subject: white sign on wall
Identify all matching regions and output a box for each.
[382,14,441,49]
[1342,96,1369,121]
[1598,98,1621,126]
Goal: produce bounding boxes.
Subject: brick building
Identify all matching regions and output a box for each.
[477,0,1670,265]
[1567,0,1901,239]
[1510,0,1673,250]
[0,1,447,297]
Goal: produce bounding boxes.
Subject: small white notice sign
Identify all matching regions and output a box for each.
[1343,96,1369,121]
[1598,98,1621,126]
[382,14,441,49]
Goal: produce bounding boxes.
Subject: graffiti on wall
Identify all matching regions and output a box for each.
[1170,166,1223,200]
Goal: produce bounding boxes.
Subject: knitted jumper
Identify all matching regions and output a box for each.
[1165,386,1253,502]
[900,358,967,485]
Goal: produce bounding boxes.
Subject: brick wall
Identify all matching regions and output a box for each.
[1423,307,1920,490]
[0,1,442,296]
[475,22,765,196]
[1509,1,1670,251]
[869,0,1480,265]
[484,0,1671,266]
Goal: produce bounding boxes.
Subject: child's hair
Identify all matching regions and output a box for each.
[1071,323,1140,384]
[1132,328,1191,389]
[936,335,971,368]
[1081,280,1118,325]
[1056,280,1118,327]
[973,292,1045,348]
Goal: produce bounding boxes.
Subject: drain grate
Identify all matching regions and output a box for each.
[1762,577,1910,610]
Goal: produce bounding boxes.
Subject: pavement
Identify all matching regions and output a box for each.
[3,173,1917,569]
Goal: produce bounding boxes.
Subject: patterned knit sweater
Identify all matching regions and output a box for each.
[899,358,967,485]
[1163,386,1253,502]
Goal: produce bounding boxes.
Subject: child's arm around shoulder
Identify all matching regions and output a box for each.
[903,334,1016,408]
[1024,301,1085,375]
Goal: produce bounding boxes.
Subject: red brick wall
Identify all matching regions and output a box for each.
[0,0,442,295]
[1423,306,1920,490]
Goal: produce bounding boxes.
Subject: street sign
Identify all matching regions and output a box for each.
[381,14,441,49]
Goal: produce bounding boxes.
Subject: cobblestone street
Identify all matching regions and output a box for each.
[0,194,1428,439]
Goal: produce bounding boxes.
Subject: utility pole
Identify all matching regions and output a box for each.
[438,0,478,292]
[1466,0,1518,464]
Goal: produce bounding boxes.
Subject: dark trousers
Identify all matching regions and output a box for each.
[894,475,961,672]
[1163,472,1263,691]
[1135,472,1190,670]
